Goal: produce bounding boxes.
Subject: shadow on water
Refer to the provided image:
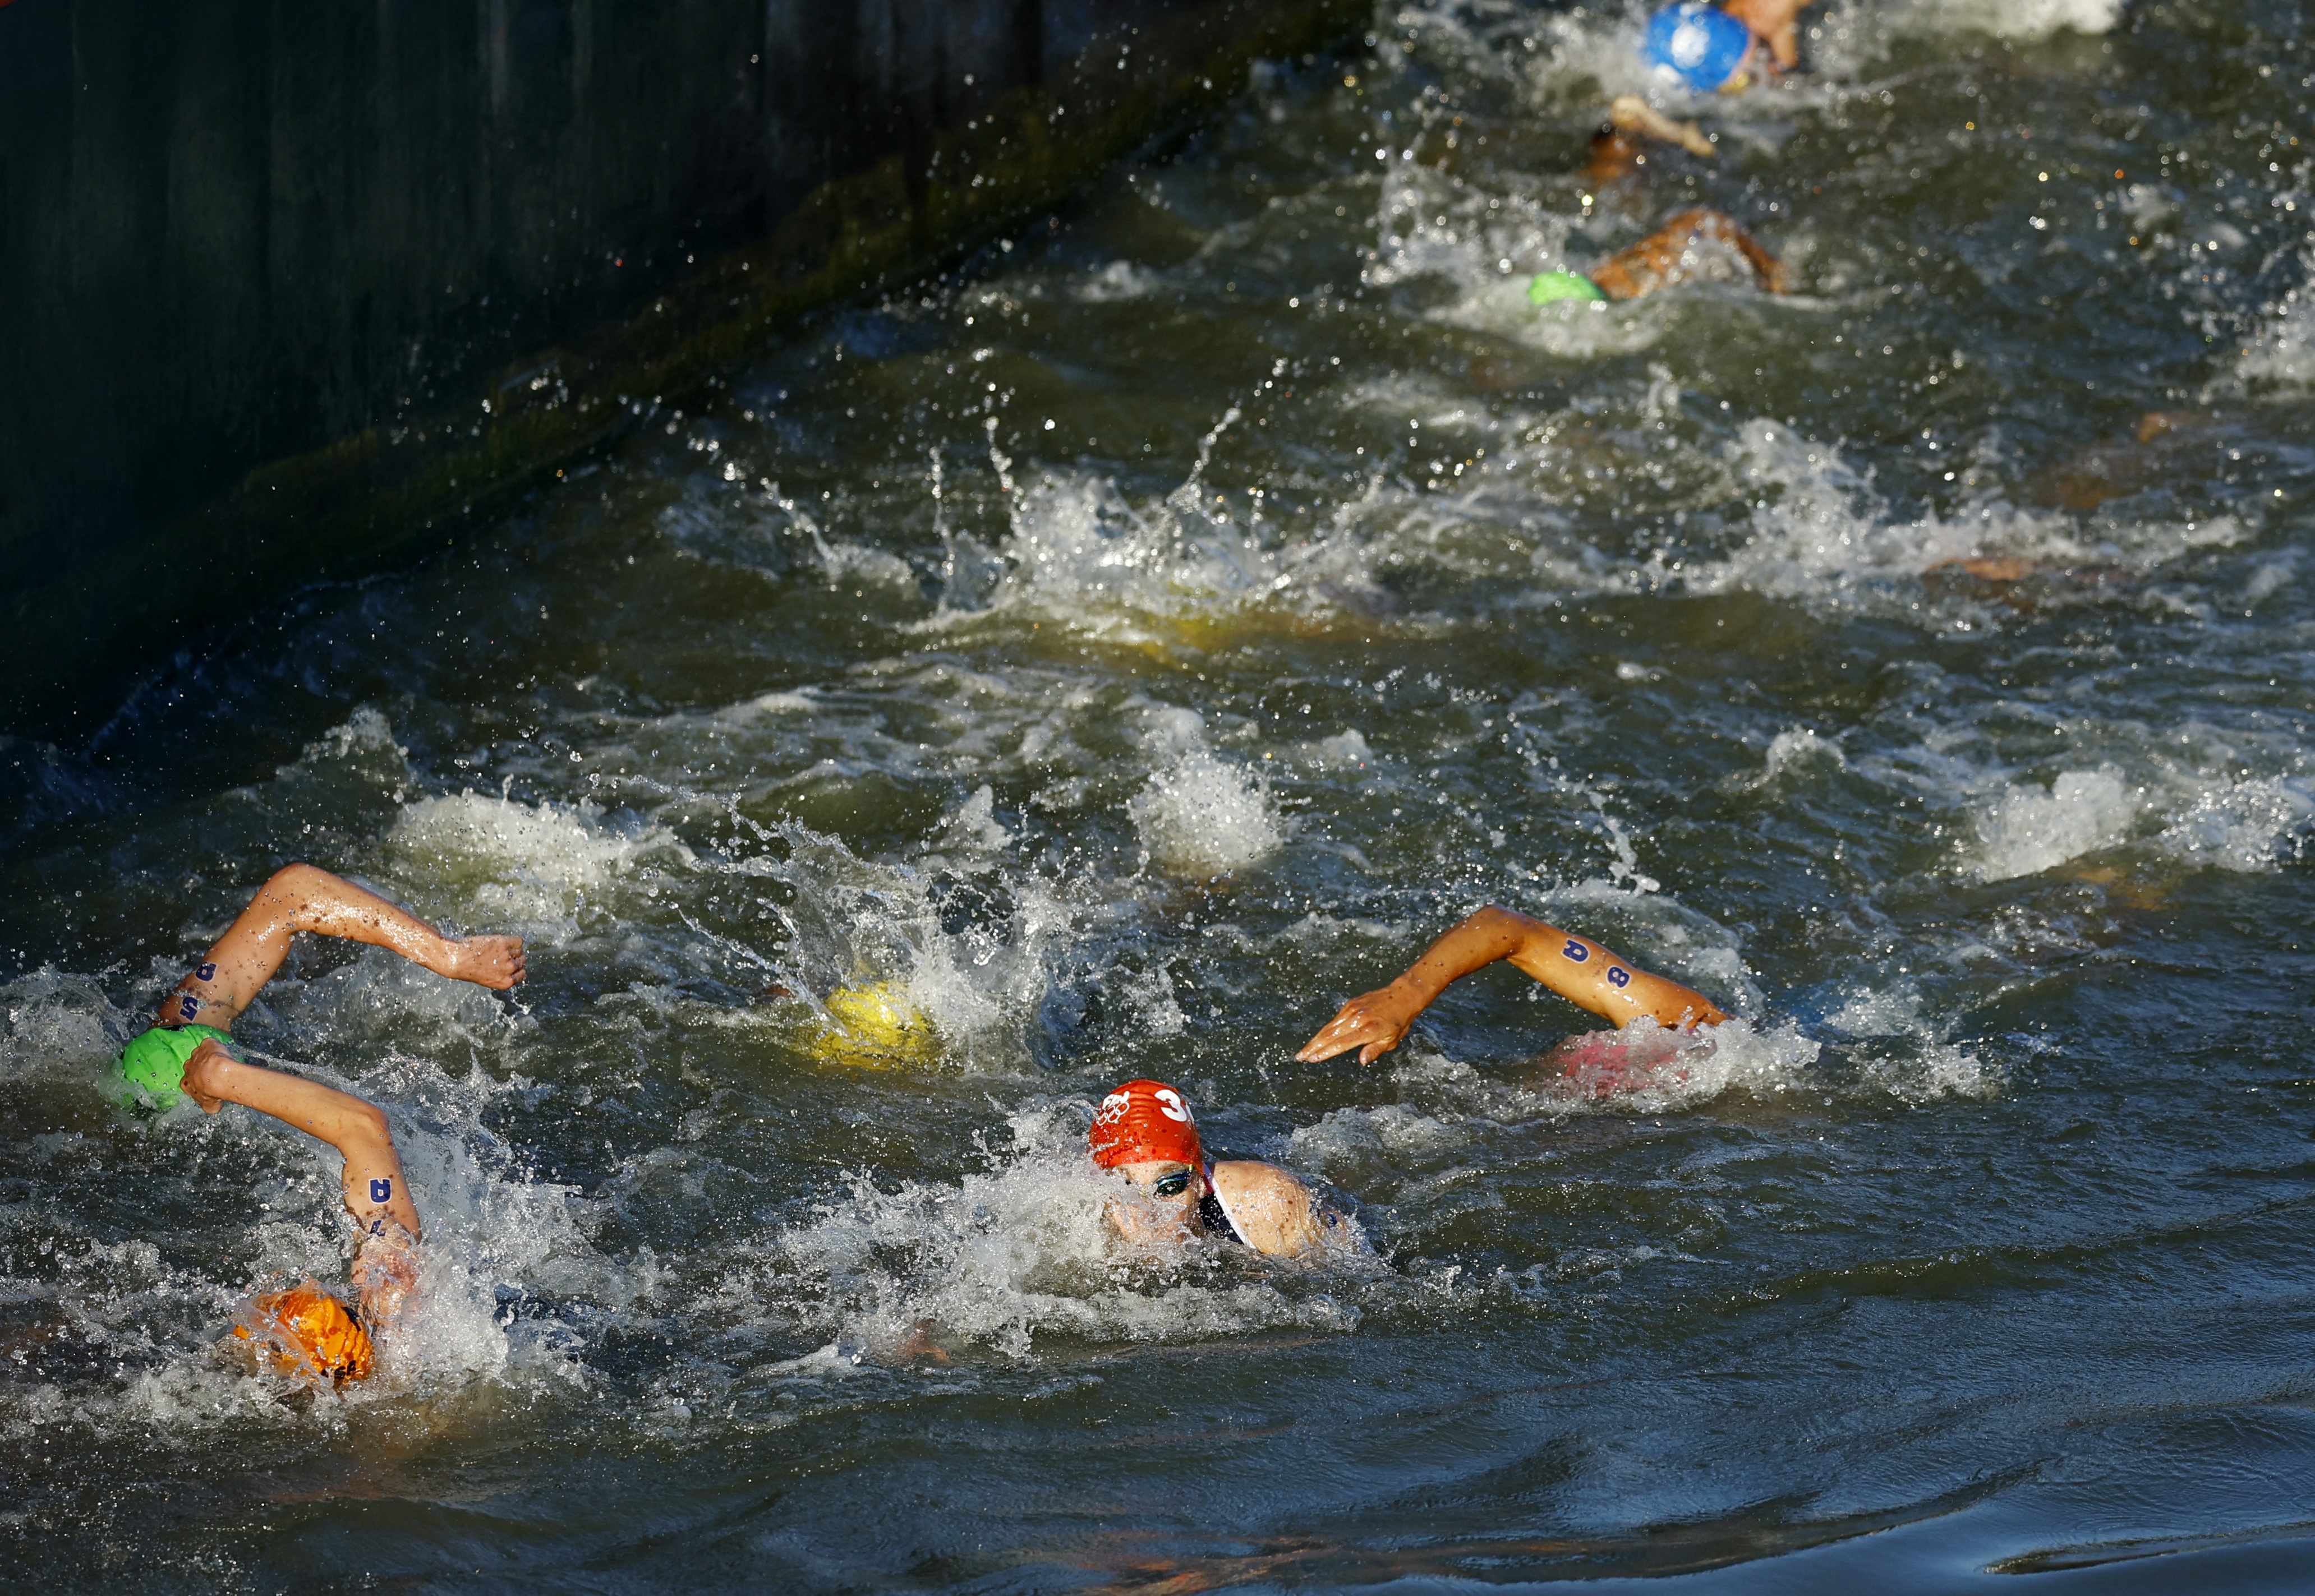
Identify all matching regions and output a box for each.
[1024,1475,2021,1590]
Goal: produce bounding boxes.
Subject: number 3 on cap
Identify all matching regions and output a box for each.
[1153,1088,1192,1123]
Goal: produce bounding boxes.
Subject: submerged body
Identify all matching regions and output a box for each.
[1591,208,1791,299]
[1531,209,1790,308]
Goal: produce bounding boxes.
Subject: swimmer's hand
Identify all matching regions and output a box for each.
[1295,982,1424,1065]
[440,934,526,990]
[1609,95,1715,160]
[1723,0,1810,70]
[182,1037,240,1113]
[352,1225,420,1331]
[893,1318,954,1367]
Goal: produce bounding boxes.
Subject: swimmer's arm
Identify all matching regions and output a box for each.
[1294,906,1725,1064]
[1209,1161,1326,1258]
[1722,218,1792,294]
[1724,0,1807,69]
[162,863,523,1027]
[1609,95,1715,160]
[182,1039,422,1242]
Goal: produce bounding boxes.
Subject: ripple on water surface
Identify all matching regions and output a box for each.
[6,0,2315,1588]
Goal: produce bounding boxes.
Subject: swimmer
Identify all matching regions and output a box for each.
[1295,906,1726,1071]
[1644,1,1813,94]
[1529,207,1791,307]
[116,864,526,1374]
[2030,408,2225,513]
[1091,1078,1354,1258]
[1588,95,1718,190]
[1722,0,1812,73]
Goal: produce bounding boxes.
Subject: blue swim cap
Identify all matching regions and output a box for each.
[1643,4,1753,94]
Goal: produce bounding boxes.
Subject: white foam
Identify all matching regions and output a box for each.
[1862,0,2119,41]
[926,783,1012,864]
[933,465,1279,639]
[712,1105,1367,1359]
[1773,728,1845,776]
[1554,1016,1820,1114]
[1797,0,2117,81]
[357,1058,611,1387]
[1074,260,1167,302]
[387,791,692,930]
[1695,422,2091,601]
[1304,729,1375,769]
[1867,723,2315,884]
[0,968,134,1090]
[1290,1103,1469,1183]
[1129,708,1285,878]
[1668,415,2281,612]
[2239,244,2315,390]
[1516,2,1670,105]
[1971,768,2138,881]
[1824,983,2001,1103]
[2156,774,2315,872]
[765,814,1079,1065]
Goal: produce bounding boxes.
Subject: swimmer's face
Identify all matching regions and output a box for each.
[1106,1159,1205,1244]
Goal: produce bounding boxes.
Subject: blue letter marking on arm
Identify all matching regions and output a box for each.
[370,1178,394,1205]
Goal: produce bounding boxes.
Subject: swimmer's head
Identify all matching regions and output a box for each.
[1090,1078,1202,1169]
[1092,1079,1207,1240]
[1529,270,1607,307]
[232,1283,374,1385]
[1643,3,1754,94]
[1527,270,1601,307]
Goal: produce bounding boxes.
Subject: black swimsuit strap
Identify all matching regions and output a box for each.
[1198,1188,1244,1247]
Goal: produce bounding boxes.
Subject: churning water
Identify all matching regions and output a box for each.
[7,1,2315,1588]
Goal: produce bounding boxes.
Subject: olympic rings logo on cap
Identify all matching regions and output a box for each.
[1089,1078,1204,1169]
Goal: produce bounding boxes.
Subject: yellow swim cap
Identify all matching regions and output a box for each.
[806,981,941,1068]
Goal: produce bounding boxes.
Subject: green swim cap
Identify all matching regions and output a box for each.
[1527,270,1607,306]
[115,1023,236,1109]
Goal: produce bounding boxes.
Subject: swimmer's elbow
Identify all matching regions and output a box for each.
[264,861,332,899]
[346,1100,395,1153]
[1464,903,1541,939]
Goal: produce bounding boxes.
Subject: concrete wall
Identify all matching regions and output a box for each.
[0,0,1363,739]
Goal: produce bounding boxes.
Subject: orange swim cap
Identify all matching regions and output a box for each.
[233,1283,375,1385]
[1089,1078,1203,1169]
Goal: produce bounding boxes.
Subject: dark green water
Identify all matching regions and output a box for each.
[7,1,2315,1588]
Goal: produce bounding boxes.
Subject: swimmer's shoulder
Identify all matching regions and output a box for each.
[1210,1160,1363,1258]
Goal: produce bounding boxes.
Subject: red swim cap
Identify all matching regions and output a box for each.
[1089,1078,1203,1169]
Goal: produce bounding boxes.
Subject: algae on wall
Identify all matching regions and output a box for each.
[0,0,1366,740]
